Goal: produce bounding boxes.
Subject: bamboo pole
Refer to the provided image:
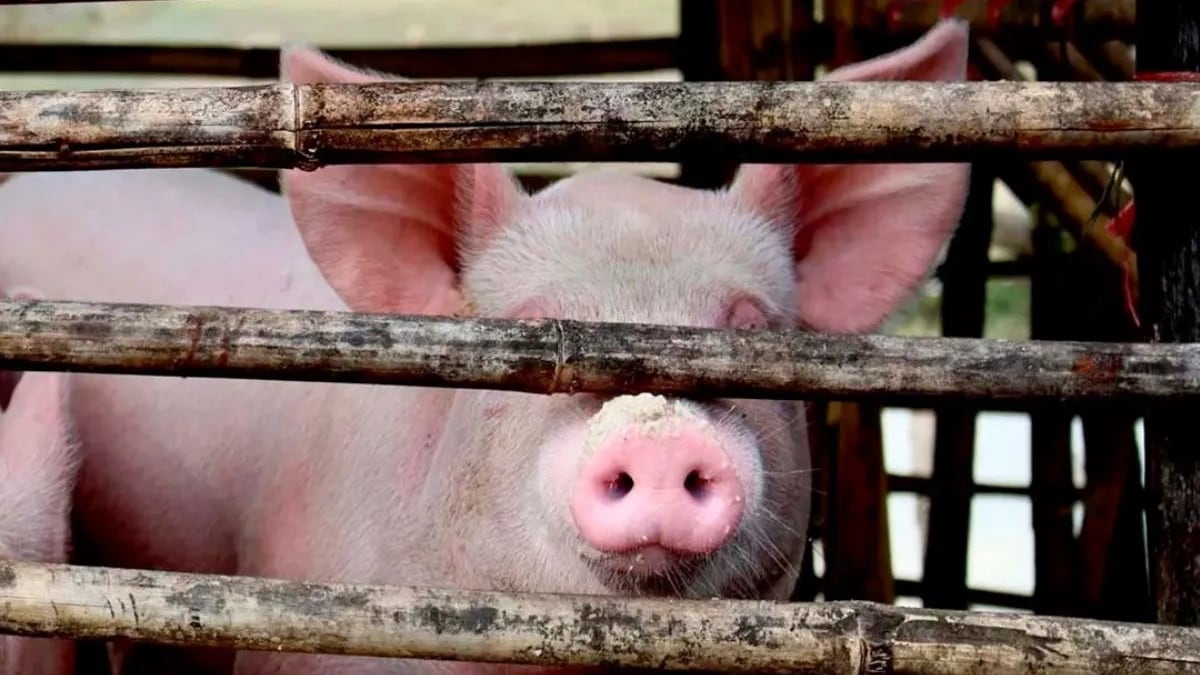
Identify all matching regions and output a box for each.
[0,80,1197,170]
[1022,159,1136,285]
[1084,39,1137,80]
[1127,0,1200,628]
[0,559,1197,673]
[971,37,1136,284]
[1026,39,1134,205]
[1,299,1199,405]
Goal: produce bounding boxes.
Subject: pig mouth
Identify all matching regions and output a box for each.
[584,545,707,595]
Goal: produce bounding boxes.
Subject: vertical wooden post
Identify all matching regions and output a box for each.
[1128,0,1200,626]
[677,0,816,189]
[1023,216,1151,622]
[806,0,898,606]
[1021,30,1151,622]
[675,0,722,189]
[676,0,839,603]
[1028,210,1085,618]
[919,160,995,610]
[823,399,896,603]
[1018,38,1086,620]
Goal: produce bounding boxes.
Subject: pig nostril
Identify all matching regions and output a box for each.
[684,470,709,500]
[607,472,634,499]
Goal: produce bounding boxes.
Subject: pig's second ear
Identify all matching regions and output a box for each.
[820,17,968,83]
[728,19,971,334]
[281,44,378,84]
[279,47,527,316]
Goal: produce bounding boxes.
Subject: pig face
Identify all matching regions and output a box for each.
[447,173,812,597]
[279,18,970,599]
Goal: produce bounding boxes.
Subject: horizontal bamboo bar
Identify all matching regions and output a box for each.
[0,559,1196,673]
[0,39,679,79]
[0,299,1196,405]
[0,80,1195,170]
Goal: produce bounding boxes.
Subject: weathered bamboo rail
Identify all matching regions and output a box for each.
[0,299,1197,405]
[1,80,1197,170]
[972,38,1136,282]
[0,559,1197,673]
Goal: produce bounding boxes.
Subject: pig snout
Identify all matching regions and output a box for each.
[570,426,744,555]
[565,394,752,564]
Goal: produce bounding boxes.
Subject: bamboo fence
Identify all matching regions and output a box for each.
[0,80,1195,170]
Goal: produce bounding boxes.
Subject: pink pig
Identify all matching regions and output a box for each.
[0,319,80,675]
[0,19,969,675]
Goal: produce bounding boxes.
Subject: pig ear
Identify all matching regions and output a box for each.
[279,46,527,316]
[280,44,387,84]
[728,19,971,334]
[0,371,78,562]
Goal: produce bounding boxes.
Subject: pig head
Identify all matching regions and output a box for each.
[275,17,971,607]
[0,350,80,675]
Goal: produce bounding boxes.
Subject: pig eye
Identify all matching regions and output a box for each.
[723,297,769,331]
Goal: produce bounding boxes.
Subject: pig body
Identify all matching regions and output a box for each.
[0,167,810,675]
[0,168,389,674]
[0,19,972,675]
[0,367,80,675]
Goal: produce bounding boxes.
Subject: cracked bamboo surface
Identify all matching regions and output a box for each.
[0,299,1198,405]
[1,559,1198,673]
[0,80,1195,170]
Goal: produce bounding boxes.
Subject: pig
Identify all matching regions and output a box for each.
[0,18,971,675]
[0,350,80,675]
